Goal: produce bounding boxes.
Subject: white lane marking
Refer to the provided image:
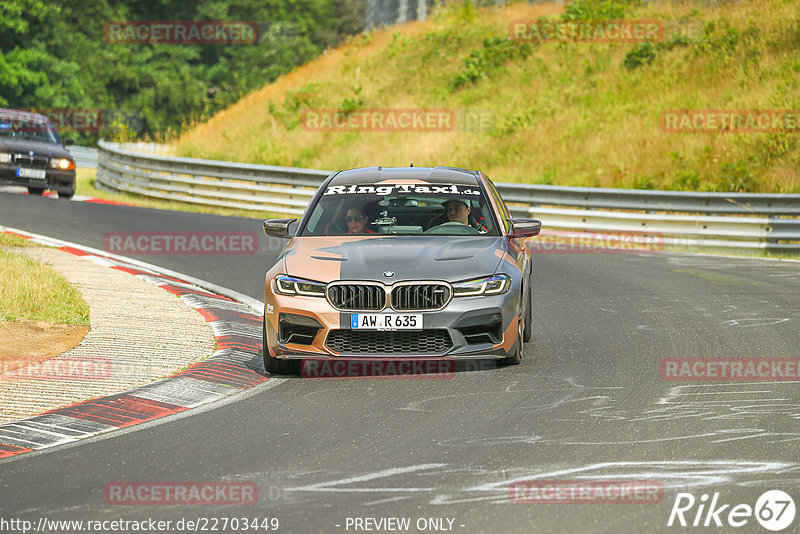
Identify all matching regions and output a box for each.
[363,496,414,506]
[431,460,800,506]
[723,318,790,327]
[468,460,794,492]
[286,463,446,493]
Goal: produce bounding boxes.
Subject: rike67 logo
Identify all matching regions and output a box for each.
[668,490,796,531]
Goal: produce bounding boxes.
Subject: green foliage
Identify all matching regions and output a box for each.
[669,152,701,190]
[339,85,364,116]
[0,0,364,142]
[758,133,796,164]
[106,118,138,142]
[695,19,760,59]
[631,175,654,190]
[766,19,800,54]
[456,0,477,25]
[621,17,700,71]
[623,43,656,70]
[270,84,318,130]
[452,36,532,89]
[562,0,639,22]
[714,161,756,193]
[386,32,409,57]
[497,108,538,136]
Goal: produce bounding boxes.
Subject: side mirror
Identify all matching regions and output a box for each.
[63,138,75,146]
[263,218,297,239]
[507,218,542,238]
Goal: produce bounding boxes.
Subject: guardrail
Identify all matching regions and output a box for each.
[96,141,800,253]
[67,146,99,169]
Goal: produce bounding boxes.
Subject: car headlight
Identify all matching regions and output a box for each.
[274,274,326,297]
[49,158,75,170]
[0,152,11,164]
[452,274,510,297]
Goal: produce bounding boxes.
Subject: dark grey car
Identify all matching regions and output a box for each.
[0,109,76,198]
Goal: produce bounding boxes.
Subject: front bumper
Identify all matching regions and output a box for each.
[264,280,521,361]
[0,165,75,193]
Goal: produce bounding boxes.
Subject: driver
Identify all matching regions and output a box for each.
[442,199,470,225]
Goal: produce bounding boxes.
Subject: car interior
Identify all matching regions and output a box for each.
[304,194,496,236]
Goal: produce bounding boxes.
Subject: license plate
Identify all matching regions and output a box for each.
[16,168,46,180]
[351,313,422,330]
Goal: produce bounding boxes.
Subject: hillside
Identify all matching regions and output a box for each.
[175,0,800,192]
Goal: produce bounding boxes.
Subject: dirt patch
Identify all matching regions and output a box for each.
[0,320,89,373]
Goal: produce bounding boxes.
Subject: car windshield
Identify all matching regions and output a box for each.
[0,113,61,144]
[300,182,500,236]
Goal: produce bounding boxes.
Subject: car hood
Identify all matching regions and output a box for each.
[281,235,507,283]
[0,138,71,159]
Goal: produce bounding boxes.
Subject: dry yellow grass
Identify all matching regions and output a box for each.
[175,0,800,192]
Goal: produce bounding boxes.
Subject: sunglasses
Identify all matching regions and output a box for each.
[346,215,364,223]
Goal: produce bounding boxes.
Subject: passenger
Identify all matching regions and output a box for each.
[346,207,376,234]
[442,199,470,225]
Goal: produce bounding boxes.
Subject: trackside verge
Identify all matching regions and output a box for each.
[0,227,269,460]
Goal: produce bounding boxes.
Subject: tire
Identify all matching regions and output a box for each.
[58,188,75,200]
[27,186,46,196]
[262,319,300,375]
[498,312,523,366]
[523,282,532,343]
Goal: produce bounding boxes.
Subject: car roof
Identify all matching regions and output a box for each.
[0,108,51,124]
[328,166,482,186]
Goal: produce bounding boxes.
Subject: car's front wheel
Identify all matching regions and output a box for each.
[262,320,300,375]
[27,186,46,196]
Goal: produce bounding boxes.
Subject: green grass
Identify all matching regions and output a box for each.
[172,0,800,193]
[0,233,33,247]
[0,246,90,326]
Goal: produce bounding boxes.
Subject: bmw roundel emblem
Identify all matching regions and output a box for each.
[29,150,34,156]
[383,271,395,278]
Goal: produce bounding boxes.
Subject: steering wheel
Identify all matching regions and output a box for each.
[424,222,479,235]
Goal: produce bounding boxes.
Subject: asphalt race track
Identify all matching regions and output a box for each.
[1,193,799,533]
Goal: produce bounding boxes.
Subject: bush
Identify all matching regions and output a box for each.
[562,0,639,22]
[452,36,532,89]
[623,43,657,70]
[105,118,138,143]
